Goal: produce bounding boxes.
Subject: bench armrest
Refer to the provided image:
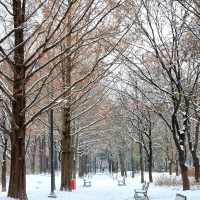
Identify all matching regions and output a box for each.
[135,189,146,193]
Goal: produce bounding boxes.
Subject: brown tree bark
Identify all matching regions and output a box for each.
[60,54,73,190]
[8,0,27,199]
[188,111,200,182]
[172,110,190,190]
[191,151,200,182]
[60,1,73,190]
[1,139,7,192]
[180,164,190,190]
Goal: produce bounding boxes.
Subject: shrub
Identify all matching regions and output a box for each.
[154,174,182,186]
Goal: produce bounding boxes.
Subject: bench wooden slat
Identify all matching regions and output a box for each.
[134,182,149,200]
[83,179,91,187]
[118,177,126,186]
[175,193,186,200]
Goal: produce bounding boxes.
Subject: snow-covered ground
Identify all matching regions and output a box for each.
[0,172,200,200]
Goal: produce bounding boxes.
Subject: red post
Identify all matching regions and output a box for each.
[70,178,75,191]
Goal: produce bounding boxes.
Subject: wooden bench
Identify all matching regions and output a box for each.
[175,193,186,200]
[134,182,149,200]
[112,173,118,180]
[118,177,126,186]
[83,178,91,187]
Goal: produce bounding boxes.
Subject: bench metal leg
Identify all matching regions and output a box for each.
[134,193,149,200]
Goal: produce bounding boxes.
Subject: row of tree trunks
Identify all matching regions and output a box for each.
[29,135,59,174]
[78,154,88,177]
[39,135,49,174]
[108,159,113,173]
[30,136,37,174]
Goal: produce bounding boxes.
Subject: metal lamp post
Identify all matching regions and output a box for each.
[48,108,56,198]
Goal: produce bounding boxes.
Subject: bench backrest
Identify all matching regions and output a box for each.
[175,194,186,200]
[144,182,149,191]
[118,176,125,181]
[141,181,146,190]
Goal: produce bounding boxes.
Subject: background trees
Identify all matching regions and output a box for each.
[0,0,200,199]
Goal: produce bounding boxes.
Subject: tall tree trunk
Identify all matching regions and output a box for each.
[172,111,190,190]
[60,64,72,190]
[2,139,7,192]
[131,143,135,178]
[60,2,73,190]
[118,150,126,177]
[148,131,153,182]
[60,106,72,190]
[71,126,77,179]
[169,160,172,175]
[78,156,84,177]
[179,153,190,190]
[148,157,153,182]
[94,157,97,174]
[9,134,27,199]
[71,136,76,179]
[189,113,200,182]
[78,154,87,177]
[191,151,199,182]
[30,137,37,174]
[165,158,168,172]
[39,137,43,174]
[108,158,114,174]
[139,141,144,183]
[54,150,58,171]
[8,1,27,199]
[115,161,119,173]
[175,159,179,176]
[39,135,47,173]
[148,148,153,182]
[72,157,76,179]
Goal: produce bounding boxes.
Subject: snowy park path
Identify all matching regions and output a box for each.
[0,173,200,200]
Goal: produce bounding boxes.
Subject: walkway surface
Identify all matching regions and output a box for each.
[0,172,199,199]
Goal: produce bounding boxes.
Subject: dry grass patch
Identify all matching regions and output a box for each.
[155,174,200,188]
[155,174,182,186]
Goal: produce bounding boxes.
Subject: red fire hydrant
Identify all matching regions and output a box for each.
[70,178,75,191]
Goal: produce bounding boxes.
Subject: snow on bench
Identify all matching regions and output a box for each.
[175,194,186,200]
[117,177,126,186]
[83,178,91,187]
[112,173,118,180]
[134,181,149,200]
